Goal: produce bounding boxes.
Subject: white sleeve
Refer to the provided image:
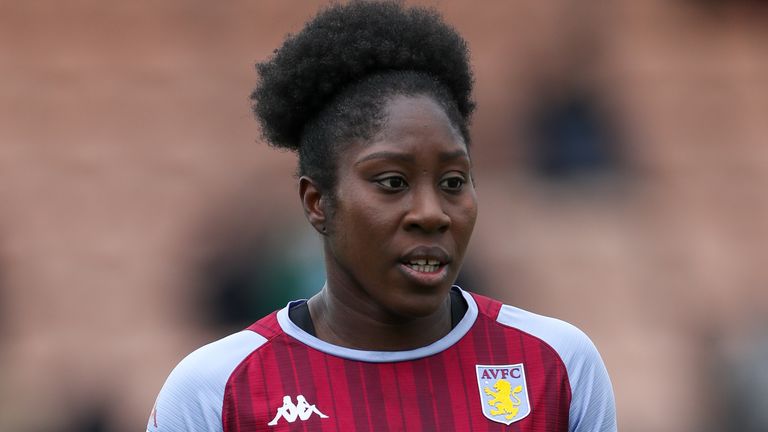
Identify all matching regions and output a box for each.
[562,327,616,432]
[146,331,267,432]
[497,305,617,432]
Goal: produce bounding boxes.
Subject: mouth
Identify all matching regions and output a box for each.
[403,258,444,273]
[398,246,452,284]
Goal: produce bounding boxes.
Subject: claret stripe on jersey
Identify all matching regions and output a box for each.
[345,360,377,431]
[221,293,570,431]
[148,287,616,432]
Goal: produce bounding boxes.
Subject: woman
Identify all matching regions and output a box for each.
[148,2,616,431]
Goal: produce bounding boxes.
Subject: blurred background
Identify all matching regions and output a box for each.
[1,0,767,431]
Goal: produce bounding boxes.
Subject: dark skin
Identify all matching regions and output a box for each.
[299,95,478,351]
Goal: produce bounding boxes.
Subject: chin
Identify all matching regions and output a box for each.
[387,288,451,319]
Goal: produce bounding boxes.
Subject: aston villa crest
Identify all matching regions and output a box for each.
[476,364,531,425]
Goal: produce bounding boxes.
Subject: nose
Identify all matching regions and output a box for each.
[403,186,450,233]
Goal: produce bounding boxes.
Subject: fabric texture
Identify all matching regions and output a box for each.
[148,287,616,432]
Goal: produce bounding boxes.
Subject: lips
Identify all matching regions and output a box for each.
[399,245,452,282]
[401,245,450,265]
[405,259,441,273]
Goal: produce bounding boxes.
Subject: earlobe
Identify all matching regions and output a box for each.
[298,176,327,235]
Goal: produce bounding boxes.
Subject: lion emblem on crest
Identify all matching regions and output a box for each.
[483,379,523,420]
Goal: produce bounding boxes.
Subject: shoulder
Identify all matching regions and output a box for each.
[495,302,600,370]
[470,291,617,432]
[147,330,270,432]
[471,292,604,375]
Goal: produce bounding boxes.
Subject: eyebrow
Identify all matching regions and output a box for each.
[439,149,471,162]
[355,149,469,166]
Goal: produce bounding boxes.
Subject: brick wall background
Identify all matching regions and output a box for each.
[1,1,766,431]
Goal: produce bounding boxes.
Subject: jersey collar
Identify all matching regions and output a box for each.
[276,286,478,362]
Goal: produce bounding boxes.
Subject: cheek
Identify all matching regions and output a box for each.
[343,185,400,228]
[454,195,478,238]
[331,191,397,249]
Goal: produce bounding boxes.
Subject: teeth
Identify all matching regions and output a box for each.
[408,259,441,266]
[405,258,443,273]
[406,263,440,273]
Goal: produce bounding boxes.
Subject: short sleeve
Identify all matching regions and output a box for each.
[564,328,617,432]
[496,305,617,432]
[147,331,267,432]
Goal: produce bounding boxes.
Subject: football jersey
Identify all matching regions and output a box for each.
[147,287,616,431]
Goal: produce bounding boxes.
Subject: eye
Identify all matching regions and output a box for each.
[440,175,466,192]
[376,176,409,191]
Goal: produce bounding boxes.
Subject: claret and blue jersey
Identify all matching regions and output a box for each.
[148,287,616,431]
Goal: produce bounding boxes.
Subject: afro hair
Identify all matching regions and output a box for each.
[251,0,475,191]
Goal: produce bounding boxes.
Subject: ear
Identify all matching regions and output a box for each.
[298,176,328,235]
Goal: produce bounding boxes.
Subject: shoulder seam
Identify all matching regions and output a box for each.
[491,312,574,403]
[221,332,279,431]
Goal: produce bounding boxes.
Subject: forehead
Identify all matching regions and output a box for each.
[342,95,468,165]
[375,95,464,147]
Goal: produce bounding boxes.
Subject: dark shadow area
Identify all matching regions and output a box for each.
[51,403,112,432]
[526,88,624,183]
[198,229,325,333]
[707,323,768,432]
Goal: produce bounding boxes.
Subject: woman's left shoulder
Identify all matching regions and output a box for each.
[492,301,617,432]
[494,302,602,364]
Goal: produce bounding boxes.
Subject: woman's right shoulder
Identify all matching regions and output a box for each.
[146,330,269,432]
[163,330,270,391]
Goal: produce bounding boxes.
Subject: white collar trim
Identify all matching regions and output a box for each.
[276,286,478,362]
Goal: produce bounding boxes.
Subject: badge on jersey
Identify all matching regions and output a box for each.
[475,363,531,425]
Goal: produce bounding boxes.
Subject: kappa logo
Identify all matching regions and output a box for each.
[267,395,329,426]
[476,364,531,425]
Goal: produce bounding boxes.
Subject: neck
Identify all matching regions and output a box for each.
[307,283,453,351]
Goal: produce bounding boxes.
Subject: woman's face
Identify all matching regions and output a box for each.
[323,94,477,321]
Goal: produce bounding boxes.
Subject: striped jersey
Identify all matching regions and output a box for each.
[147,288,616,431]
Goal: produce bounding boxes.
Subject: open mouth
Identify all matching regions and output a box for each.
[404,258,443,273]
[400,246,451,275]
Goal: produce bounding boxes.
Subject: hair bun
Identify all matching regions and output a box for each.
[252,1,473,151]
